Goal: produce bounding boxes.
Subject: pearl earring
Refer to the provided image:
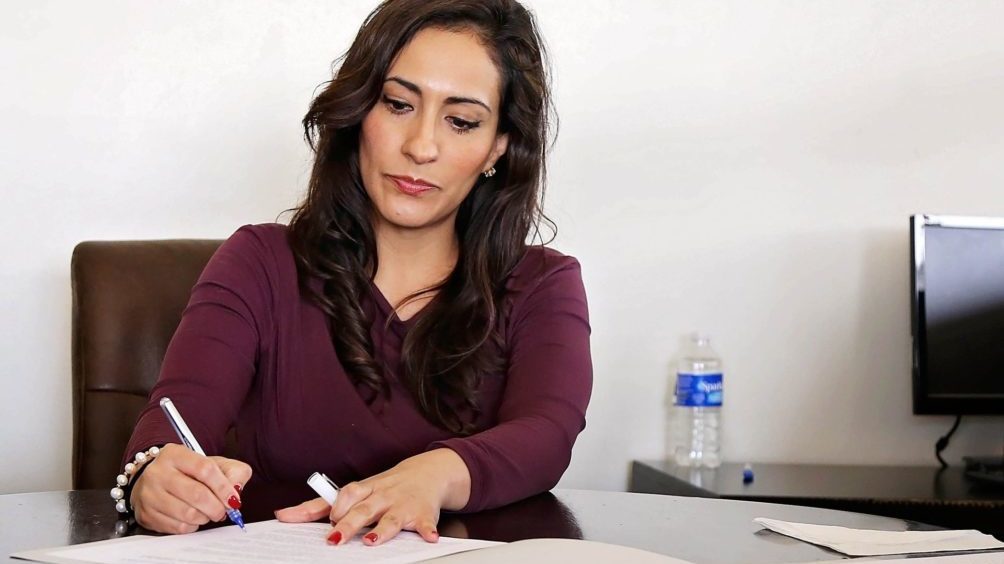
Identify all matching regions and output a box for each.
[483,167,496,178]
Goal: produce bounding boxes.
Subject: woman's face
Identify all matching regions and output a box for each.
[359,27,509,233]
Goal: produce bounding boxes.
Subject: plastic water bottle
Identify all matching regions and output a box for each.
[667,333,723,467]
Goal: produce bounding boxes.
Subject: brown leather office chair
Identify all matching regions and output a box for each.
[71,239,222,490]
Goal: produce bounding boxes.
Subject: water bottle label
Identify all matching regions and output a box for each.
[675,373,723,407]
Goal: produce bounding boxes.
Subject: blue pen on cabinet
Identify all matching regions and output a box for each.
[160,397,247,532]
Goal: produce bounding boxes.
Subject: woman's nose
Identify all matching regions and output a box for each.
[401,116,439,164]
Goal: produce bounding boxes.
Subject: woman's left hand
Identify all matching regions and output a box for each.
[274,448,471,546]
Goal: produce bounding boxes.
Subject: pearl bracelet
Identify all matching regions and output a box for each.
[111,446,161,513]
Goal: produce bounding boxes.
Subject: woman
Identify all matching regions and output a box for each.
[120,0,592,546]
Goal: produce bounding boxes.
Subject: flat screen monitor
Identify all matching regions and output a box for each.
[911,214,1004,414]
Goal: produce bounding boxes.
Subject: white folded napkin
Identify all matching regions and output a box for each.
[754,517,1004,557]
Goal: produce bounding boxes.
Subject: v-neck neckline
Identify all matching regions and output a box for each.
[368,279,424,330]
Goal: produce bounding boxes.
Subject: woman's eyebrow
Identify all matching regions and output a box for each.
[385,76,492,113]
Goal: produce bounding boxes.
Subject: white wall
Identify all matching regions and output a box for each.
[2,1,1002,494]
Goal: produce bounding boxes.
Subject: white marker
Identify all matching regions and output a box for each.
[307,471,340,505]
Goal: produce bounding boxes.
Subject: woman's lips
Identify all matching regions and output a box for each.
[388,175,437,196]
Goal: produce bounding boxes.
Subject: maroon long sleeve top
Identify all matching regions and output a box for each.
[123,223,592,512]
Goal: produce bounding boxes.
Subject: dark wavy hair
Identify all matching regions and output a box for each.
[287,0,555,434]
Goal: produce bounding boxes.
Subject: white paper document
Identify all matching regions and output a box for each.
[12,520,501,564]
[808,554,1004,564]
[754,517,1004,557]
[428,538,692,563]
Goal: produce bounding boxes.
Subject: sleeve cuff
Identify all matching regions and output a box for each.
[426,438,485,513]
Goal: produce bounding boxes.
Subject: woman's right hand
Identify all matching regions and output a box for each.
[130,443,253,534]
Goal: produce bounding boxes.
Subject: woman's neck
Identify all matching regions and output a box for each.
[372,219,459,320]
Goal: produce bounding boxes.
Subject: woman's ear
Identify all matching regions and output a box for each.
[487,133,509,170]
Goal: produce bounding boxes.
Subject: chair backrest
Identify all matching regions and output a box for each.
[71,239,222,489]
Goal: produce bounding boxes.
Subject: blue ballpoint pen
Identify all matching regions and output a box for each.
[160,397,247,532]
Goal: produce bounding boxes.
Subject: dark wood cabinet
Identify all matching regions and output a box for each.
[630,460,1004,539]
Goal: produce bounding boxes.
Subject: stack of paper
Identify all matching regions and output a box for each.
[754,517,1004,557]
[13,520,500,564]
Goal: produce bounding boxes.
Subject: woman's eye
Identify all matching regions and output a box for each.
[382,96,411,114]
[448,117,481,134]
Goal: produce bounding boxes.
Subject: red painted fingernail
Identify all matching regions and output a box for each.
[364,532,378,543]
[227,495,241,510]
[234,484,242,494]
[327,531,342,545]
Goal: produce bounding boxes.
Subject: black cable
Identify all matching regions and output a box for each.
[935,415,962,468]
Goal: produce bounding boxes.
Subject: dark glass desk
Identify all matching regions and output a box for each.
[0,484,954,563]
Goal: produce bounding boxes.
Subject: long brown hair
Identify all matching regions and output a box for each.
[288,0,555,434]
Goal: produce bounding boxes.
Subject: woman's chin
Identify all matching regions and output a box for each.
[380,210,447,231]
